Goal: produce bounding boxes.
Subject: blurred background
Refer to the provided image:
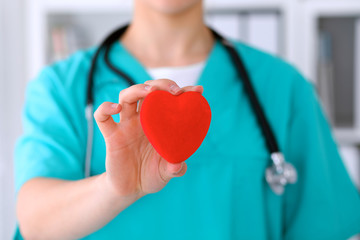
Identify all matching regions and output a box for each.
[1,0,360,239]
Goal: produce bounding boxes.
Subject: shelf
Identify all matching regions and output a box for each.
[29,0,134,14]
[25,0,360,146]
[26,0,290,79]
[32,0,288,9]
[334,128,360,145]
[29,0,288,14]
[317,17,360,129]
[299,0,360,82]
[303,0,360,17]
[205,0,286,13]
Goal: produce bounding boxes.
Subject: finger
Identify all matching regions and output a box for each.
[144,78,184,95]
[118,84,155,120]
[181,85,204,94]
[158,159,187,183]
[94,102,122,138]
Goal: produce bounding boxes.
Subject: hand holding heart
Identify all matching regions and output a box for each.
[94,79,207,200]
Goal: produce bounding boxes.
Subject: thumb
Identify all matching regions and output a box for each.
[94,102,122,137]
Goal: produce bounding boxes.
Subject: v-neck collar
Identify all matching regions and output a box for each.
[109,39,237,109]
[110,39,221,83]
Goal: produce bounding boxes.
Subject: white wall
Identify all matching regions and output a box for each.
[0,0,25,239]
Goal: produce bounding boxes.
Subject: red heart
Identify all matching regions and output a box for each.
[140,90,211,164]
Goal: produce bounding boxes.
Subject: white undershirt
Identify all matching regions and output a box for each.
[146,61,206,88]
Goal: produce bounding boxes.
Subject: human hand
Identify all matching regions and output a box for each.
[94,79,203,200]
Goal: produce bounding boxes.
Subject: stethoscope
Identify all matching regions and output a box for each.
[85,24,297,195]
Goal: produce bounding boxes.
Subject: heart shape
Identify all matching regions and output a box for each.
[140,90,211,164]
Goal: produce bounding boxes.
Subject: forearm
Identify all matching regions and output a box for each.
[17,173,140,240]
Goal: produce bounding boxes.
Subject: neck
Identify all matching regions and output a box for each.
[121,0,214,68]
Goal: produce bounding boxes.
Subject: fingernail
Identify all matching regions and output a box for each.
[174,162,184,175]
[170,84,181,93]
[144,84,151,91]
[111,103,119,109]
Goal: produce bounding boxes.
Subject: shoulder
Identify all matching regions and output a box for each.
[232,40,304,83]
[36,47,96,87]
[27,47,97,104]
[226,40,319,145]
[230,39,314,103]
[53,47,95,72]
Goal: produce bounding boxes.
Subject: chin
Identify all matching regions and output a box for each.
[138,0,202,15]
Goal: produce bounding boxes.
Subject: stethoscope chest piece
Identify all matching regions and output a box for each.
[265,152,298,195]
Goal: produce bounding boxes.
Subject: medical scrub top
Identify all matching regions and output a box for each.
[15,38,360,239]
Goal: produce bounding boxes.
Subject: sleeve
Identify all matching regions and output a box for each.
[14,67,86,193]
[283,72,360,239]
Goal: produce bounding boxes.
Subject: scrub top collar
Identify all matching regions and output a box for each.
[108,39,238,106]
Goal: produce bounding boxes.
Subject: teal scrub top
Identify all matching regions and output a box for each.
[15,39,360,239]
